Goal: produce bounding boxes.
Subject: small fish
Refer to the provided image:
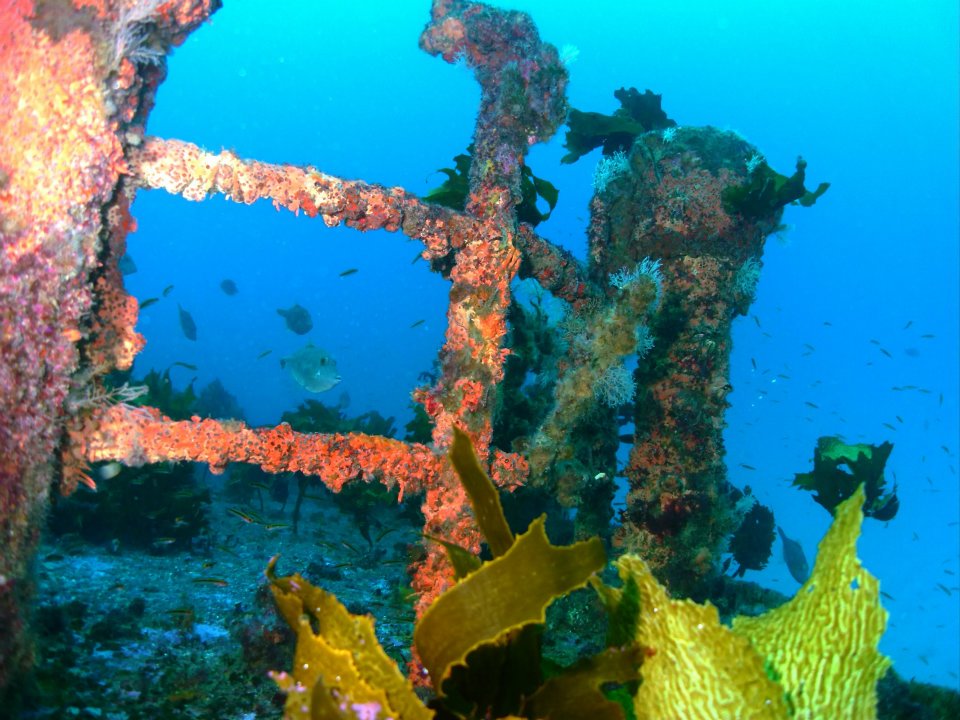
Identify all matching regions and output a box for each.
[340,540,361,555]
[339,268,359,277]
[257,349,272,360]
[778,526,810,584]
[804,401,819,409]
[162,284,175,297]
[410,319,425,328]
[903,320,913,329]
[880,591,895,601]
[936,583,952,597]
[227,507,260,524]
[803,343,815,351]
[738,463,756,471]
[920,334,935,339]
[264,522,291,531]
[139,297,159,310]
[276,303,313,335]
[375,527,398,543]
[751,358,757,371]
[412,253,423,264]
[152,537,177,547]
[823,321,832,326]
[869,339,881,345]
[882,423,896,431]
[91,463,121,484]
[220,279,238,295]
[879,348,892,358]
[165,608,196,618]
[895,415,904,424]
[752,316,761,328]
[178,304,197,341]
[191,577,229,587]
[119,254,137,275]
[281,344,341,393]
[171,361,198,371]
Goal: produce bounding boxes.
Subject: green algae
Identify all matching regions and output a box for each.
[424,145,559,227]
[793,435,899,520]
[561,87,677,163]
[722,156,830,218]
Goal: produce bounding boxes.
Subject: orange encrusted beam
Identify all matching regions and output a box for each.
[128,136,598,301]
[75,403,440,499]
[128,136,469,259]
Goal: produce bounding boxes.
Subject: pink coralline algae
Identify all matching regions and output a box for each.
[0,0,217,692]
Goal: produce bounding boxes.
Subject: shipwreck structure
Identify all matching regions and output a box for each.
[2,3,890,717]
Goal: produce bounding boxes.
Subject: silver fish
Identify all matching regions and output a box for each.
[95,462,122,480]
[778,526,810,584]
[280,344,341,393]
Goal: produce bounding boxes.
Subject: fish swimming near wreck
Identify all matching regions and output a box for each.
[777,526,810,584]
[276,303,313,335]
[178,304,197,341]
[280,344,341,392]
[118,254,137,275]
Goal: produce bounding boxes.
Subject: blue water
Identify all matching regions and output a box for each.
[126,0,959,688]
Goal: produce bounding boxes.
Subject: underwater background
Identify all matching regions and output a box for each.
[116,0,959,692]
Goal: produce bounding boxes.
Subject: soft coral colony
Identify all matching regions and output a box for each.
[0,0,892,717]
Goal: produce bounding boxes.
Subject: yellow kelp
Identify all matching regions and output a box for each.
[732,483,890,718]
[610,484,888,719]
[266,556,433,720]
[608,555,788,719]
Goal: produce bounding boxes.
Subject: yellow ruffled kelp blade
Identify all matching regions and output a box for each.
[614,554,789,719]
[414,515,606,686]
[449,425,515,558]
[524,645,646,720]
[266,556,433,720]
[614,483,889,720]
[732,483,891,719]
